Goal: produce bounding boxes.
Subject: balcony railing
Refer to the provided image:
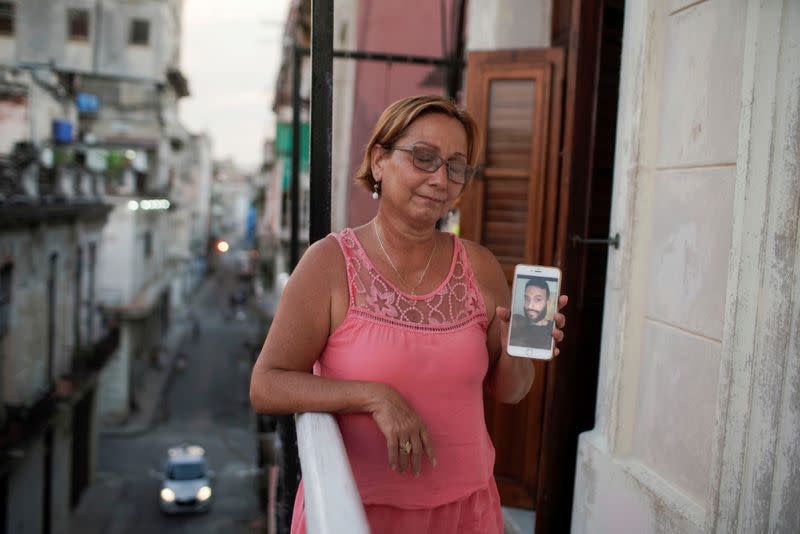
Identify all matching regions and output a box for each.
[0,156,106,205]
[296,412,369,534]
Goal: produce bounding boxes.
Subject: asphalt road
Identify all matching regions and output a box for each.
[71,255,268,534]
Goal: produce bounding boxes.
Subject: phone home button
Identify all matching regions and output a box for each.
[525,348,535,357]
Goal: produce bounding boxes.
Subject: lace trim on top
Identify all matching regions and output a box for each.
[336,228,488,333]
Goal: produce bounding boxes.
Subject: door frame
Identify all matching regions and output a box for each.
[462,48,566,510]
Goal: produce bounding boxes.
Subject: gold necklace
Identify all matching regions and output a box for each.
[374,221,437,295]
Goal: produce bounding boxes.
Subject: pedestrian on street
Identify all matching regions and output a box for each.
[249,95,568,534]
[190,312,201,339]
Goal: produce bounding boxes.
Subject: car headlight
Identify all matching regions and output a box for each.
[197,486,212,502]
[160,488,176,502]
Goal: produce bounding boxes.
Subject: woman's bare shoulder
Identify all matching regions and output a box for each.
[460,238,503,278]
[305,233,344,261]
[288,233,347,289]
[459,237,509,306]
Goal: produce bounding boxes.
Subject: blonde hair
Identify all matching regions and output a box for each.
[353,95,479,193]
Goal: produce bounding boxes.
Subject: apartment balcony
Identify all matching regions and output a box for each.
[63,323,121,389]
[0,153,112,229]
[0,142,169,214]
[0,389,58,476]
[295,413,369,534]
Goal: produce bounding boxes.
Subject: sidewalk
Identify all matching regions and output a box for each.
[99,282,203,437]
[502,507,535,534]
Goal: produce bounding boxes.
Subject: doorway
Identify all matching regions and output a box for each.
[460,0,625,531]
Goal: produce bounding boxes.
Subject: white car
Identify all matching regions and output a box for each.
[159,445,214,514]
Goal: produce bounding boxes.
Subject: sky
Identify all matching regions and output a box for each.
[179,0,291,172]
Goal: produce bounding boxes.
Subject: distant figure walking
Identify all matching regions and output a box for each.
[190,313,201,340]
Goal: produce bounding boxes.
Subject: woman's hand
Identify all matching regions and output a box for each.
[368,383,436,477]
[497,294,569,357]
[497,305,512,355]
[551,295,568,356]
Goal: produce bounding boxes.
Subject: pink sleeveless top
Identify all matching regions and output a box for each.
[314,228,496,508]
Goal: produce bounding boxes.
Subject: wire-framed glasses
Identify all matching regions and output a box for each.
[391,144,475,185]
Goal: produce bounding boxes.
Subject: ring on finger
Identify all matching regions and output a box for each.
[400,440,412,455]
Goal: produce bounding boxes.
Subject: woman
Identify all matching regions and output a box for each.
[250,95,567,533]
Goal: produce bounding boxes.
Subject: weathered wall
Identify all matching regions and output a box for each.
[14,0,96,72]
[96,200,136,305]
[0,222,104,406]
[466,0,551,50]
[707,1,800,531]
[345,0,459,228]
[12,0,177,82]
[331,0,358,232]
[97,329,128,419]
[51,409,74,534]
[0,69,78,152]
[6,437,44,534]
[95,197,172,420]
[573,0,800,532]
[188,133,213,252]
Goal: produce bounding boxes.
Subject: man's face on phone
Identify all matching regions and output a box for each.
[524,285,548,324]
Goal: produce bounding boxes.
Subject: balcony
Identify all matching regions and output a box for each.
[52,323,121,406]
[296,413,369,533]
[71,323,121,377]
[0,390,58,474]
[0,155,112,230]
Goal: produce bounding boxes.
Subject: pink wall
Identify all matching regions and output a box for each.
[346,0,458,228]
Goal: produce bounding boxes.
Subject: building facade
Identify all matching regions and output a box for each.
[210,158,254,250]
[0,0,200,423]
[273,0,799,532]
[571,1,800,532]
[0,201,114,534]
[259,0,311,290]
[0,2,208,531]
[168,132,213,306]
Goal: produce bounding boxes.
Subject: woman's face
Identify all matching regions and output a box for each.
[373,113,469,225]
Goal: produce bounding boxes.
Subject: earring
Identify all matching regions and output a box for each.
[372,181,380,200]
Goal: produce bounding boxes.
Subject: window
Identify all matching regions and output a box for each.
[0,264,12,338]
[67,9,90,41]
[0,2,14,36]
[129,19,150,45]
[167,461,207,481]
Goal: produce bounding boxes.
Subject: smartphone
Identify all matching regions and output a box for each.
[506,264,562,360]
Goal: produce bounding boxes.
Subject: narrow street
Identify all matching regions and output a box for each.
[70,254,268,534]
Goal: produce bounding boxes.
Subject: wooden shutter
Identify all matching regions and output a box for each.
[461,49,565,509]
[462,50,564,282]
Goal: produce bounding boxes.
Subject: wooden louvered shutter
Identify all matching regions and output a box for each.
[461,50,564,282]
[461,49,564,510]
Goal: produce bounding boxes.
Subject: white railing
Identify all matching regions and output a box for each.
[296,412,369,534]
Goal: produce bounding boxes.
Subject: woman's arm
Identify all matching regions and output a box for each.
[464,242,567,404]
[481,250,536,404]
[249,235,436,474]
[249,235,378,414]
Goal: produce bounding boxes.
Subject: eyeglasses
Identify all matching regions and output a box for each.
[390,144,475,185]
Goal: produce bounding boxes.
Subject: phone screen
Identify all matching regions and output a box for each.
[507,265,561,360]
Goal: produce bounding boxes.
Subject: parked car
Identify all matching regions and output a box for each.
[159,445,214,514]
